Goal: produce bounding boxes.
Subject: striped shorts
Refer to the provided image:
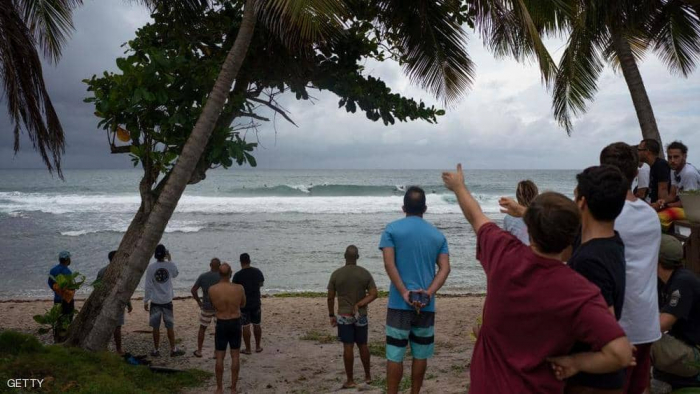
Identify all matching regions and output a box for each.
[385,308,435,362]
[199,308,216,327]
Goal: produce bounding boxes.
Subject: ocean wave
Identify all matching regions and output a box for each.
[0,191,504,215]
[59,221,205,237]
[225,183,439,197]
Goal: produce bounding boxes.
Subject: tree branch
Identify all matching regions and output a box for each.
[248,96,298,127]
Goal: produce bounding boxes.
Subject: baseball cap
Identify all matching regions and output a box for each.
[58,250,71,260]
[659,235,683,268]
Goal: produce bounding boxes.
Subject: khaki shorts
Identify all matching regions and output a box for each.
[199,308,216,327]
[651,334,700,377]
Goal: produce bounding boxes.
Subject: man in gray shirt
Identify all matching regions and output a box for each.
[144,244,184,357]
[95,250,133,355]
[191,257,221,357]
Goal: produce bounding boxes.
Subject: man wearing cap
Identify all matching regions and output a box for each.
[48,251,74,343]
[652,235,700,389]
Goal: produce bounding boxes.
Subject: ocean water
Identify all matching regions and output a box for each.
[0,169,577,299]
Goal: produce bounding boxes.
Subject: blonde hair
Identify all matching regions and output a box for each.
[516,180,539,207]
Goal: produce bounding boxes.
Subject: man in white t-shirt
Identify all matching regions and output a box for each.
[600,142,662,393]
[664,141,700,206]
[656,141,700,230]
[634,162,650,201]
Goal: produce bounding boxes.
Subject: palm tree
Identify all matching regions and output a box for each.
[0,0,82,177]
[552,0,700,148]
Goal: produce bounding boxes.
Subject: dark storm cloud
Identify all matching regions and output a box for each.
[1,0,699,171]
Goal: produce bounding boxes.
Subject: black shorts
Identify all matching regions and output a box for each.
[241,307,261,326]
[337,315,369,345]
[215,318,242,351]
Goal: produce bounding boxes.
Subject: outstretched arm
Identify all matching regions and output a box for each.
[442,164,491,233]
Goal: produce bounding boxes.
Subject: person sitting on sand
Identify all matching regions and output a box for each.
[191,257,221,358]
[95,250,133,355]
[232,253,265,354]
[209,263,246,394]
[380,186,451,394]
[327,245,378,388]
[144,244,184,357]
[652,235,700,391]
[503,180,538,245]
[566,165,628,393]
[48,250,75,343]
[445,163,634,392]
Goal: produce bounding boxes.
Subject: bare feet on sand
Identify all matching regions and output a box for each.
[365,375,372,384]
[241,349,252,355]
[342,381,356,389]
[256,347,263,353]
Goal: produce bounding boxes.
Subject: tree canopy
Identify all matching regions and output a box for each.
[85,1,445,188]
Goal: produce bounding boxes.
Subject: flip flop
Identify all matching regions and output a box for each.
[193,350,202,358]
[255,348,263,353]
[341,383,356,389]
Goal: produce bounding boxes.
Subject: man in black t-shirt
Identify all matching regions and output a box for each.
[232,253,265,354]
[567,165,629,392]
[652,235,700,389]
[638,139,671,209]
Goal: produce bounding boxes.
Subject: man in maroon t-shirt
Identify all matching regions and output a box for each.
[442,164,634,393]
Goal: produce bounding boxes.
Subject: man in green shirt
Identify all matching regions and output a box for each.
[327,245,378,389]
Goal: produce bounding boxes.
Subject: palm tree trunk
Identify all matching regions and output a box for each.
[65,0,259,351]
[611,30,664,156]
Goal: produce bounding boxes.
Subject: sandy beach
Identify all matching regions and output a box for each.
[0,295,484,393]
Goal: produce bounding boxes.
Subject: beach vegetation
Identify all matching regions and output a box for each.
[0,330,210,393]
[300,330,337,344]
[370,376,411,392]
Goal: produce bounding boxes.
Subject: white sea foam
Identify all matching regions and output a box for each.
[59,220,205,236]
[0,191,503,216]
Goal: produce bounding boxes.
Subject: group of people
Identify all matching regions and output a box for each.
[46,139,699,393]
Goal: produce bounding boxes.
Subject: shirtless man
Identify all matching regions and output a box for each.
[209,263,246,394]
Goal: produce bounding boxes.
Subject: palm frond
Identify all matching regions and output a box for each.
[374,0,474,106]
[0,1,64,176]
[602,30,649,72]
[257,0,349,48]
[649,0,700,77]
[552,9,605,135]
[475,0,565,88]
[15,0,83,63]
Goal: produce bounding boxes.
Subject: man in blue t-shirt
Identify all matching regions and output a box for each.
[48,250,75,343]
[379,186,450,394]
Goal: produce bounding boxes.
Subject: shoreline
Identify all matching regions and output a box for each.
[0,292,487,304]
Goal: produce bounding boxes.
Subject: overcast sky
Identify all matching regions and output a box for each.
[1,0,699,170]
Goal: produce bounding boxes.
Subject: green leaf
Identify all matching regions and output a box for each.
[244,152,257,167]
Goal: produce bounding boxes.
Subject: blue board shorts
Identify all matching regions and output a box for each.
[385,308,435,362]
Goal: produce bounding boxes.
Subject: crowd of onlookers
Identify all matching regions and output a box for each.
[46,139,700,393]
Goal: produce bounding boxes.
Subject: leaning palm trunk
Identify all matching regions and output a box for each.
[65,0,258,351]
[611,30,664,153]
